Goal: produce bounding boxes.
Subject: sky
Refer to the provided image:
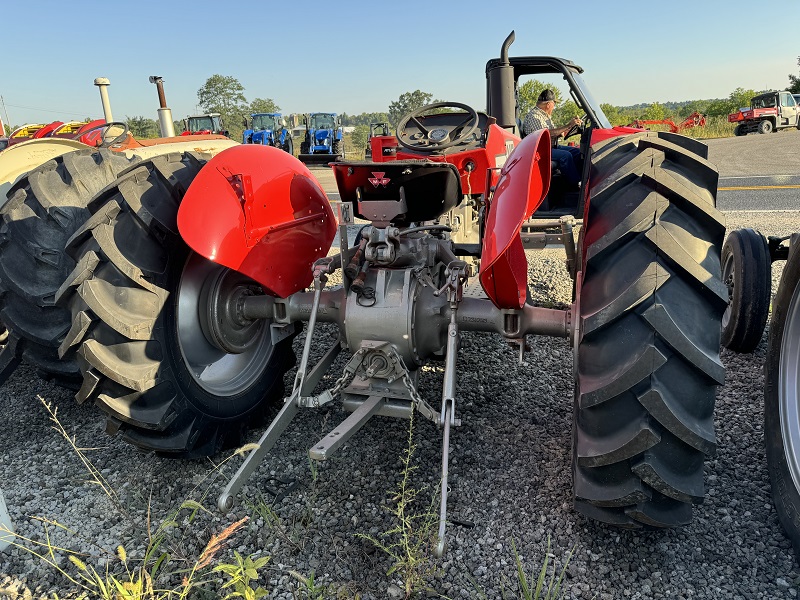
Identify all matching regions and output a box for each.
[1,0,798,129]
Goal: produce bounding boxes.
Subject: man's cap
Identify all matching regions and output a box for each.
[538,89,555,103]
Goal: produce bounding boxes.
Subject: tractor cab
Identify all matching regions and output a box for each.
[485,36,634,219]
[182,113,227,136]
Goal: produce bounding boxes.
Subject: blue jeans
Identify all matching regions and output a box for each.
[552,145,581,185]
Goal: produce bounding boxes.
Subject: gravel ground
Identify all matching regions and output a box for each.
[2,206,800,598]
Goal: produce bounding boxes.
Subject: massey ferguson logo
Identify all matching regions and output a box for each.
[368,172,390,187]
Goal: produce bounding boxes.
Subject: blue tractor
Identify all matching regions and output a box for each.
[298,112,344,165]
[242,113,293,154]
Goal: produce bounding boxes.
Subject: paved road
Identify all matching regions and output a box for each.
[708,130,800,211]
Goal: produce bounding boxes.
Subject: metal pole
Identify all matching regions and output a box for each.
[93,78,113,123]
[0,97,10,135]
[148,76,175,137]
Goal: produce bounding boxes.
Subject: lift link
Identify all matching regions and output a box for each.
[218,270,335,512]
[434,260,467,558]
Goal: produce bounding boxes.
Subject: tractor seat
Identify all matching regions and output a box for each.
[330,161,463,227]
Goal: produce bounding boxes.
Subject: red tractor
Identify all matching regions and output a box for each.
[0,32,724,553]
[181,112,228,137]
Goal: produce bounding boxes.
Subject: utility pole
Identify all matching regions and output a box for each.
[0,96,10,135]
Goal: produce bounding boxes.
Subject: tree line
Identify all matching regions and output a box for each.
[6,60,799,140]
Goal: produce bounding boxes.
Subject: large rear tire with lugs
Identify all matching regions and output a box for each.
[56,153,297,457]
[574,131,726,528]
[765,236,800,558]
[0,149,136,384]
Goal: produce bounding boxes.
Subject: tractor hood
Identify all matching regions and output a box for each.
[177,145,336,297]
[315,129,332,142]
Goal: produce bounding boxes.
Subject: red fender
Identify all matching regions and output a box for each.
[177,145,336,297]
[479,129,551,309]
[32,121,63,138]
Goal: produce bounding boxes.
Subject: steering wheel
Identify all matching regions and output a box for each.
[563,114,590,140]
[396,102,480,152]
[75,121,130,147]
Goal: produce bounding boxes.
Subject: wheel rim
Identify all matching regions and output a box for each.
[780,277,800,492]
[176,253,275,396]
[722,249,735,329]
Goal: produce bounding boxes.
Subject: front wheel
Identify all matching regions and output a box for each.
[282,136,294,156]
[574,131,726,528]
[721,228,771,353]
[57,153,296,457]
[765,237,800,557]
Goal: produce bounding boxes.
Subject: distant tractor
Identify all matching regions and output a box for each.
[728,91,800,135]
[364,122,390,158]
[299,112,343,164]
[182,113,228,137]
[243,113,293,154]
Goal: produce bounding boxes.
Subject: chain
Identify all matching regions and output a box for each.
[393,350,438,423]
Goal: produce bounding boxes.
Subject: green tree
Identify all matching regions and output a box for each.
[350,124,369,156]
[600,102,627,126]
[553,100,583,127]
[642,102,666,121]
[518,80,563,119]
[389,90,434,125]
[728,87,756,112]
[197,74,248,141]
[249,98,281,115]
[789,56,800,94]
[126,116,159,139]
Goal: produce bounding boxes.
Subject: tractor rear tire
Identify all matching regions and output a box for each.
[759,120,773,134]
[57,152,297,457]
[721,228,771,353]
[333,140,343,157]
[0,149,136,385]
[283,137,294,156]
[765,236,800,557]
[574,131,726,528]
[300,141,310,155]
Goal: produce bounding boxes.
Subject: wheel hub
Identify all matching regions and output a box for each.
[176,254,275,397]
[199,267,264,354]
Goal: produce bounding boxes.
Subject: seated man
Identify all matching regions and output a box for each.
[522,89,583,187]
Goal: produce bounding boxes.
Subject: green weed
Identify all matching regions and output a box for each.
[357,410,440,598]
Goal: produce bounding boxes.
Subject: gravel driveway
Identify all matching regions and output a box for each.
[1,152,800,598]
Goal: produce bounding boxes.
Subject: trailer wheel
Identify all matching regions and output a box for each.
[759,120,773,134]
[574,131,725,528]
[721,228,771,353]
[57,152,296,457]
[765,237,800,556]
[0,149,136,385]
[734,124,746,137]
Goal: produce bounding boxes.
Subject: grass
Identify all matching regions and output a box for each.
[357,410,440,598]
[0,397,282,599]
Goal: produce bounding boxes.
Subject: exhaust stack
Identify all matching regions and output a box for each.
[93,77,113,123]
[149,76,176,138]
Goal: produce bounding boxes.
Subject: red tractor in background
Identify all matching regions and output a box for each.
[181,113,228,137]
[0,31,724,554]
[728,90,800,135]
